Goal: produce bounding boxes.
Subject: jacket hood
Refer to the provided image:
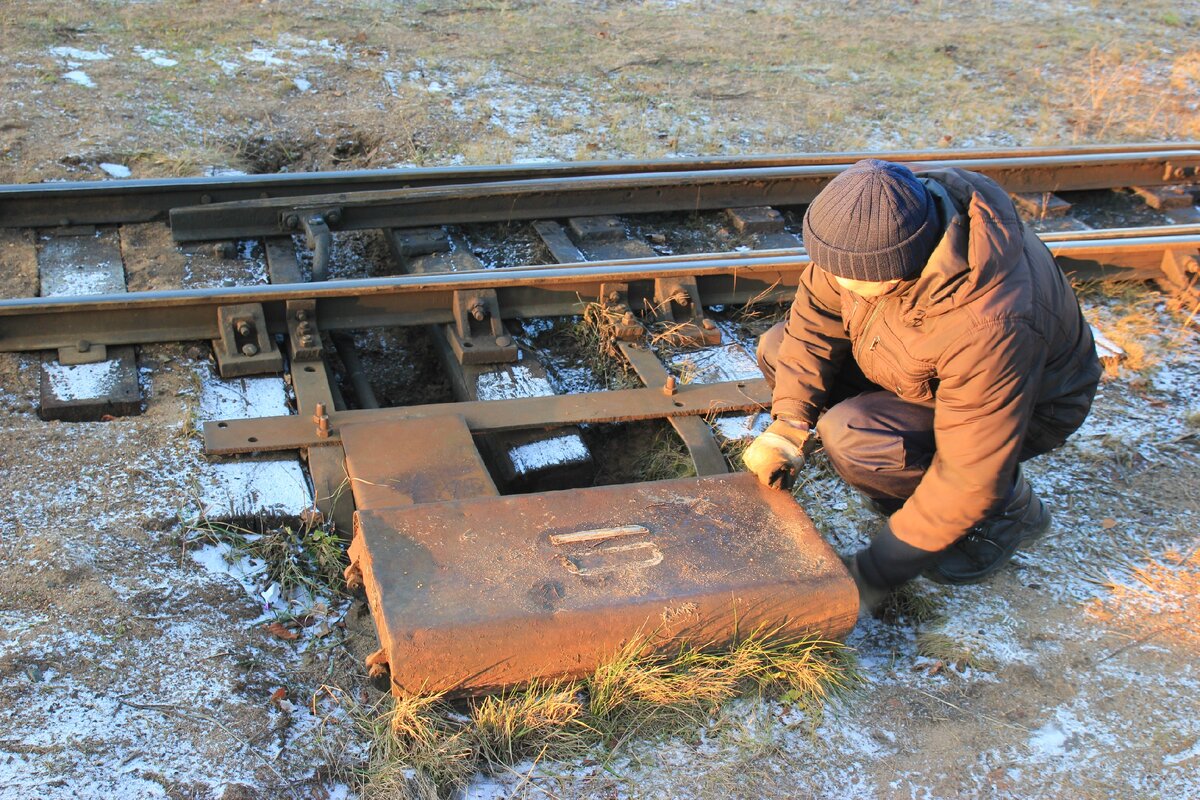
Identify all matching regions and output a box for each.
[899,167,1026,322]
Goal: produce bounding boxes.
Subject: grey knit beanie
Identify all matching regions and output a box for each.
[802,159,939,282]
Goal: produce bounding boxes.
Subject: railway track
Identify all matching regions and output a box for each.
[2,145,1198,695]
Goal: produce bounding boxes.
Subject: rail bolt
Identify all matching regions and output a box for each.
[284,214,300,230]
[663,375,678,396]
[469,300,488,322]
[313,402,331,438]
[607,290,621,303]
[236,320,253,337]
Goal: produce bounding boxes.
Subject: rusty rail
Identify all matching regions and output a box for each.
[167,151,1200,241]
[4,142,1197,229]
[1,230,1198,354]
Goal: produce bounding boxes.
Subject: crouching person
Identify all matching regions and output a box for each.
[743,159,1100,615]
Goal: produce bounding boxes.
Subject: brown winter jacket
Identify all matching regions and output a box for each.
[772,167,1101,559]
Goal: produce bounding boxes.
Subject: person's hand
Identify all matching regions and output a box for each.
[842,553,890,619]
[742,419,812,490]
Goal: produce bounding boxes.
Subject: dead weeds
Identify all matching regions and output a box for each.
[344,628,859,797]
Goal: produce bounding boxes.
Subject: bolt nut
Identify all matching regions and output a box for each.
[495,335,513,348]
[200,194,213,205]
[284,214,300,230]
[674,292,691,306]
[236,320,253,337]
[326,210,342,225]
[701,318,716,330]
[607,290,621,303]
[295,309,309,321]
[241,343,260,357]
[300,334,316,347]
[77,339,91,353]
[622,311,636,325]
[663,375,678,396]
[469,301,487,322]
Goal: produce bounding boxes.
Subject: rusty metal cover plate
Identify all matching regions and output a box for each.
[353,472,857,695]
[341,415,498,510]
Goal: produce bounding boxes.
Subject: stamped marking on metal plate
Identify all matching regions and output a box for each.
[550,524,662,576]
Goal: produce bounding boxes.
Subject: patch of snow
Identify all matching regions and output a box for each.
[244,47,288,67]
[42,359,120,400]
[50,46,110,61]
[190,541,268,596]
[508,434,590,474]
[1028,721,1067,757]
[293,76,312,92]
[99,162,132,178]
[475,364,555,401]
[712,411,770,441]
[134,46,178,67]
[200,374,292,419]
[62,70,95,88]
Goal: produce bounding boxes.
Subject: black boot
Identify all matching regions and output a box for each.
[925,469,1051,585]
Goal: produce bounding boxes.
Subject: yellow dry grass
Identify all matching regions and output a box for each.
[1089,547,1200,646]
[350,627,859,797]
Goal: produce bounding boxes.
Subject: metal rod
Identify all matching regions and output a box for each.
[5,142,1197,229]
[168,151,1200,241]
[330,332,379,409]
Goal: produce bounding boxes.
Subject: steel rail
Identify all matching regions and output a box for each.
[167,151,1200,241]
[1,233,1197,354]
[4,142,1197,229]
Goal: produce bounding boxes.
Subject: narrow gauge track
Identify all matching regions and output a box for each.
[2,146,1198,694]
[1,142,1196,229]
[1,229,1199,352]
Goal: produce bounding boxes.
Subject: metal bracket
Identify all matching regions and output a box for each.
[212,303,284,377]
[279,206,342,281]
[286,299,323,362]
[1164,162,1199,183]
[1160,249,1200,298]
[448,289,518,365]
[652,276,721,346]
[57,340,108,365]
[600,281,645,341]
[392,227,451,257]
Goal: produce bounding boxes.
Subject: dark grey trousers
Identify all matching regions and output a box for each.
[756,321,1062,511]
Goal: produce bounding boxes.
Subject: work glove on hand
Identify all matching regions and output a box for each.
[742,418,812,490]
[842,553,890,619]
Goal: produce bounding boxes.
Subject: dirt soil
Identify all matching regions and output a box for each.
[2,2,1200,799]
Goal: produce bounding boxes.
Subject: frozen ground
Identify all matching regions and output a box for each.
[1,1,1199,797]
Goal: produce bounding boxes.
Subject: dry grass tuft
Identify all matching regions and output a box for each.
[1088,546,1200,645]
[1058,45,1200,140]
[915,631,998,674]
[877,582,945,626]
[570,301,638,389]
[349,627,859,795]
[182,516,346,598]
